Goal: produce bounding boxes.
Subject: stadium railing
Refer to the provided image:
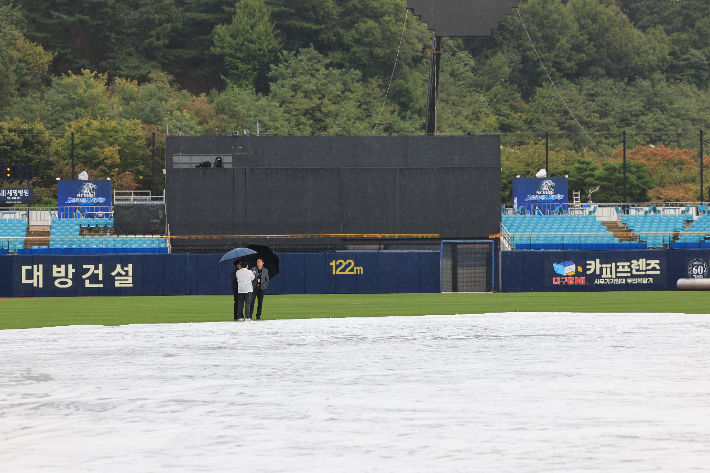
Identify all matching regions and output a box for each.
[502,202,707,221]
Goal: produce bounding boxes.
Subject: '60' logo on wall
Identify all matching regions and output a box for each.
[687,259,708,279]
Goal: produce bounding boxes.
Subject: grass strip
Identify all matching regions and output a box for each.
[1,292,709,330]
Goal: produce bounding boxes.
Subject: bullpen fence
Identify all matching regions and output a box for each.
[0,251,441,298]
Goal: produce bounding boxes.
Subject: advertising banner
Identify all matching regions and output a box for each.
[58,180,112,217]
[544,254,667,290]
[512,177,568,213]
[0,188,33,204]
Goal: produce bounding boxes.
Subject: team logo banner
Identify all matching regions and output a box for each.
[545,255,667,289]
[58,180,111,216]
[512,177,568,212]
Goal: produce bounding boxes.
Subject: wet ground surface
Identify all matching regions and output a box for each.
[1,313,710,472]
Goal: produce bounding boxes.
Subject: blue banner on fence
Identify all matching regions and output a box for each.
[58,180,112,217]
[544,253,666,289]
[500,249,707,292]
[0,251,441,298]
[0,188,33,204]
[512,177,568,213]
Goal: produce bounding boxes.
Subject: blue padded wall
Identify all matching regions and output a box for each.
[265,252,284,295]
[397,252,420,294]
[418,252,440,293]
[196,254,220,296]
[218,259,233,296]
[378,252,398,294]
[163,254,187,296]
[143,255,165,296]
[356,252,379,294]
[282,253,305,295]
[0,255,12,298]
[304,253,328,295]
[1,250,446,298]
[12,255,34,298]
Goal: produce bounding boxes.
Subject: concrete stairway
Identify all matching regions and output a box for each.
[25,228,50,248]
[602,221,639,242]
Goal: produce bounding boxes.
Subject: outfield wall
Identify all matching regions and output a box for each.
[0,251,440,298]
[501,249,708,292]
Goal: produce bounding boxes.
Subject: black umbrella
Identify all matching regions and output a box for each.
[243,244,279,278]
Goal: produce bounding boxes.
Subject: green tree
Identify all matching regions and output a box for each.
[0,5,52,109]
[268,48,395,135]
[212,0,282,91]
[0,118,54,187]
[53,117,147,180]
[568,156,599,199]
[595,160,654,203]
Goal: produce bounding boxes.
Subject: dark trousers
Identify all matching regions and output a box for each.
[233,290,253,319]
[250,288,265,317]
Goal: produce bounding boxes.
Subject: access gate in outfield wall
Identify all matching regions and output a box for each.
[0,251,441,298]
[501,249,710,292]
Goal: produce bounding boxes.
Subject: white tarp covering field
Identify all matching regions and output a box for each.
[1,313,710,472]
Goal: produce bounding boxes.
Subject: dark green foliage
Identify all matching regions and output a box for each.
[596,160,655,203]
[5,0,710,201]
[212,0,282,92]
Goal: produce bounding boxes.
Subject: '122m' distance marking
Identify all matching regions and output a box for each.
[330,260,364,275]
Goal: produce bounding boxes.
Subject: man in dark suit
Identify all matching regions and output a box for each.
[250,257,269,320]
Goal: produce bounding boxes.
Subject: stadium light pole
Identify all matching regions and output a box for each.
[545,131,550,177]
[623,130,627,204]
[71,131,75,180]
[152,131,156,196]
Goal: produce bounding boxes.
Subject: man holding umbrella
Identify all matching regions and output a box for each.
[231,259,255,321]
[221,247,257,321]
[250,258,269,320]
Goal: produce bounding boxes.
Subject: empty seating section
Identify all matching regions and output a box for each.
[49,234,167,251]
[502,215,626,250]
[0,218,27,253]
[621,215,686,248]
[40,217,168,254]
[677,216,710,248]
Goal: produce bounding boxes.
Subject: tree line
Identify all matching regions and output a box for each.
[2,0,710,204]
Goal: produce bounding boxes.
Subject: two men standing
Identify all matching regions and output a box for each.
[231,258,270,321]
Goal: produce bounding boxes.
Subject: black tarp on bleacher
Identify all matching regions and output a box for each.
[114,204,166,236]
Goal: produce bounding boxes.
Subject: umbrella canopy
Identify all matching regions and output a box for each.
[243,244,280,278]
[220,247,257,263]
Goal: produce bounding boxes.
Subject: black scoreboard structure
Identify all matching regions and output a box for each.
[165,136,501,252]
[407,0,521,134]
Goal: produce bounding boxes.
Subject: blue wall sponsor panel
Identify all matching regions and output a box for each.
[0,251,441,297]
[502,249,692,292]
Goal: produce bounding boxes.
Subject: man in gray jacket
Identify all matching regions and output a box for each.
[250,258,269,320]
